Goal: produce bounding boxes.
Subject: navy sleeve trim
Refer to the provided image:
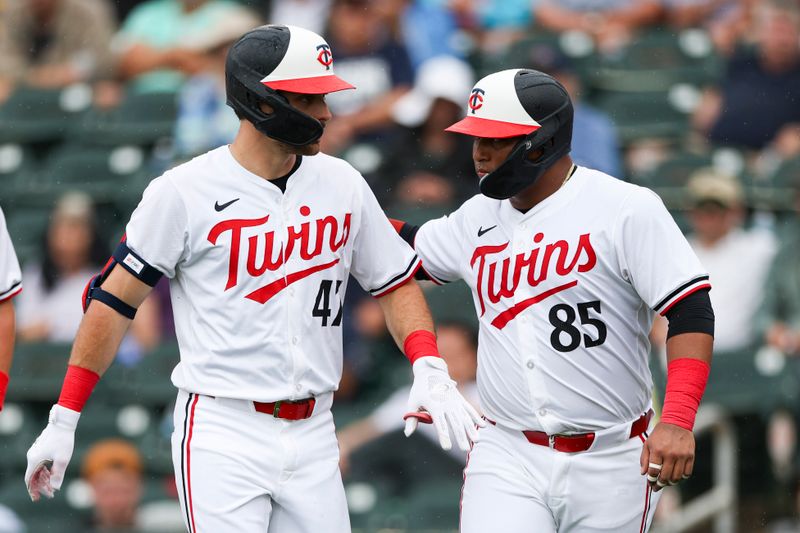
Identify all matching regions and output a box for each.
[369,255,420,296]
[113,241,163,287]
[399,223,419,248]
[654,275,710,314]
[0,279,22,302]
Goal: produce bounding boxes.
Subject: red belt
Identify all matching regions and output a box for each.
[254,398,316,420]
[489,410,653,453]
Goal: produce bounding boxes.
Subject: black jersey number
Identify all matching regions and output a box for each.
[548,300,607,352]
[313,279,343,327]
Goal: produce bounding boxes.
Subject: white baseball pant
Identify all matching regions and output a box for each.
[460,419,661,532]
[171,389,350,533]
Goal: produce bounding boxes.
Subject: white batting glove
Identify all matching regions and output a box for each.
[404,356,485,451]
[25,404,80,501]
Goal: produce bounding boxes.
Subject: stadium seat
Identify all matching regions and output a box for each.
[588,29,722,93]
[488,31,597,79]
[0,403,42,473]
[0,143,38,191]
[0,85,92,144]
[2,203,51,267]
[631,152,714,208]
[72,91,178,147]
[34,144,150,201]
[594,91,695,147]
[97,343,179,407]
[6,342,71,402]
[651,346,800,416]
[749,156,800,212]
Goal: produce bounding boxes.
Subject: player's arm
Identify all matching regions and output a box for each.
[0,298,16,410]
[641,288,713,492]
[376,280,485,451]
[25,240,162,502]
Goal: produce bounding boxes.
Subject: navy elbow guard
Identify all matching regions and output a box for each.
[665,287,714,338]
[82,238,163,319]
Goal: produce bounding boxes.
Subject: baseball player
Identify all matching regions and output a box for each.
[0,206,23,411]
[392,69,714,532]
[24,25,482,533]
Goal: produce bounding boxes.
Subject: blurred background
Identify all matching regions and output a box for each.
[1,0,800,531]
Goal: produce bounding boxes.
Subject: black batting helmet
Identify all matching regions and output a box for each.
[225,25,354,147]
[445,69,573,199]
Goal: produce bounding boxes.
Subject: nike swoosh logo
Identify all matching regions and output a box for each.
[215,198,240,212]
[477,225,497,237]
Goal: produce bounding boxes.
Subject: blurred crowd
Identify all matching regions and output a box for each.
[2,0,800,531]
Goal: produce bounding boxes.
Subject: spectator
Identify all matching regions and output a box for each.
[81,438,144,531]
[173,10,262,158]
[0,0,117,101]
[337,320,479,473]
[693,0,800,157]
[685,169,777,352]
[663,0,739,30]
[447,0,533,56]
[534,0,663,54]
[373,0,464,69]
[523,43,622,177]
[15,192,161,354]
[266,0,331,35]
[113,0,259,93]
[377,55,476,205]
[0,206,23,412]
[758,192,800,358]
[321,0,414,154]
[81,438,184,532]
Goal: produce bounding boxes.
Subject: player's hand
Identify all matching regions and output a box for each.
[404,356,485,451]
[25,404,80,501]
[640,422,695,492]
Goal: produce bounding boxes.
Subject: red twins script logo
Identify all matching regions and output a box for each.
[468,88,485,114]
[208,206,351,304]
[316,44,333,70]
[472,232,596,329]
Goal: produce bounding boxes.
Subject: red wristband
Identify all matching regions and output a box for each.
[0,371,8,411]
[404,330,440,365]
[660,358,710,431]
[57,365,100,412]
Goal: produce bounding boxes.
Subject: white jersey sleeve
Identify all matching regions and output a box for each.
[125,176,189,278]
[0,207,22,302]
[615,188,710,315]
[413,203,470,284]
[350,179,420,297]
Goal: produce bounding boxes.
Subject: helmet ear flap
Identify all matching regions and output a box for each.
[223,24,350,147]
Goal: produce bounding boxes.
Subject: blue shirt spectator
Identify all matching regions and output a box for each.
[572,103,622,177]
[709,47,800,150]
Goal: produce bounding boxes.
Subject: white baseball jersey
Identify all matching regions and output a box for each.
[415,167,710,434]
[0,207,22,303]
[125,146,419,401]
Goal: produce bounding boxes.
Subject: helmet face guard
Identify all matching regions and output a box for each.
[479,102,573,199]
[446,69,573,200]
[226,65,323,147]
[225,25,353,147]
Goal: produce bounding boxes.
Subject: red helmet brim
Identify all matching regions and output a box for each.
[445,116,540,138]
[263,75,354,94]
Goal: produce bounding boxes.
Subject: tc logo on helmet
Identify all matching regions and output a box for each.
[316,44,333,70]
[468,88,485,114]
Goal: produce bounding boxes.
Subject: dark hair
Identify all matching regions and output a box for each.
[437,320,478,351]
[40,214,109,293]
